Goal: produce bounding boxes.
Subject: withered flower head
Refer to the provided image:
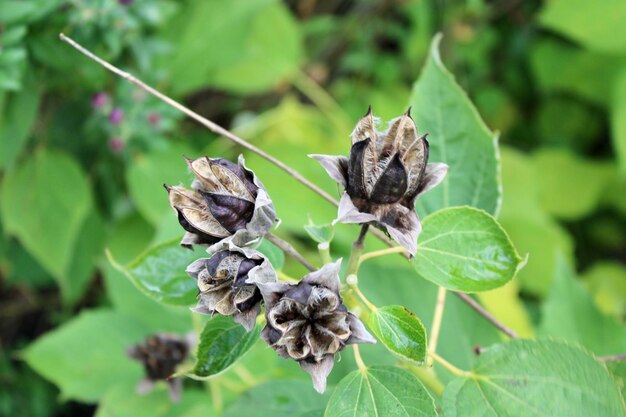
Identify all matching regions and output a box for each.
[127,333,193,402]
[310,108,448,255]
[259,260,375,393]
[165,155,276,253]
[186,243,276,331]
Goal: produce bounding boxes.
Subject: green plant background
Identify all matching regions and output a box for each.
[1,0,625,416]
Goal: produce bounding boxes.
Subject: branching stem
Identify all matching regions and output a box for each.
[266,233,315,272]
[429,352,471,378]
[64,34,518,340]
[345,224,369,276]
[359,246,407,265]
[353,344,367,372]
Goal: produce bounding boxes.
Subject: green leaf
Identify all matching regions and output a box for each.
[612,69,626,174]
[530,39,625,107]
[540,0,626,54]
[304,218,335,244]
[221,380,330,417]
[189,316,260,379]
[533,149,613,219]
[159,0,301,95]
[367,305,427,364]
[23,309,149,402]
[410,34,500,216]
[1,149,91,280]
[582,262,626,320]
[126,143,194,227]
[325,366,436,417]
[255,238,285,271]
[413,206,524,293]
[540,257,626,356]
[443,339,626,417]
[110,239,200,306]
[0,73,40,170]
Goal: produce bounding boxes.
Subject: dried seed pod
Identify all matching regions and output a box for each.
[310,107,448,255]
[186,242,277,331]
[127,333,193,402]
[259,260,375,393]
[165,155,276,252]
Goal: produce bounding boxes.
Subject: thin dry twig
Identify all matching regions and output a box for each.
[59,33,518,339]
[266,233,316,272]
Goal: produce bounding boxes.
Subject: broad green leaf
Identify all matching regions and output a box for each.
[64,211,107,304]
[413,206,524,293]
[126,143,194,227]
[612,70,626,174]
[533,149,613,219]
[367,305,427,364]
[1,149,91,280]
[443,339,626,417]
[110,239,200,306]
[540,257,626,356]
[23,310,149,402]
[530,39,625,107]
[325,366,436,417]
[103,264,192,334]
[0,72,39,170]
[410,34,500,216]
[582,262,626,320]
[540,0,626,54]
[221,380,330,417]
[189,316,260,379]
[106,212,155,265]
[255,238,285,271]
[159,0,301,95]
[304,218,335,244]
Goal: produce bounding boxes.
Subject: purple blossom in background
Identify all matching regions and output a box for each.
[109,108,124,124]
[91,92,109,109]
[119,0,134,5]
[109,137,125,153]
[148,112,161,126]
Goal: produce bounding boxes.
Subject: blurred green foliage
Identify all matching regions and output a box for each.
[1,0,625,416]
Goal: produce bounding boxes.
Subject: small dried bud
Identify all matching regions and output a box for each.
[186,243,276,330]
[91,92,109,109]
[165,155,276,252]
[127,333,192,402]
[311,107,448,255]
[109,107,124,124]
[259,260,375,393]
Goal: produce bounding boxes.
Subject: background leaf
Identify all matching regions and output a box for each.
[410,34,500,216]
[325,366,436,417]
[443,339,626,417]
[190,316,260,379]
[23,310,149,402]
[413,206,524,292]
[612,69,626,174]
[367,305,427,364]
[540,0,626,54]
[1,148,91,283]
[112,239,200,306]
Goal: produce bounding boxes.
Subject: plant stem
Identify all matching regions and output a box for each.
[359,246,407,265]
[599,354,626,362]
[404,364,445,397]
[454,292,517,338]
[208,380,223,414]
[66,34,518,340]
[429,352,471,378]
[59,33,339,208]
[347,276,377,312]
[266,233,315,272]
[292,71,350,132]
[345,224,369,276]
[353,344,367,372]
[428,287,447,355]
[318,242,332,264]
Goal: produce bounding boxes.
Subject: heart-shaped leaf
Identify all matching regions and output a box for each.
[367,305,427,364]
